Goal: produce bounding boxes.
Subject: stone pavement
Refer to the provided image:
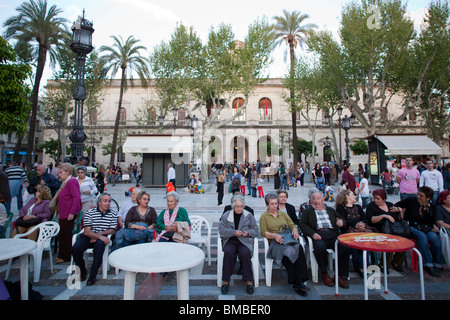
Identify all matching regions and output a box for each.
[1,177,449,302]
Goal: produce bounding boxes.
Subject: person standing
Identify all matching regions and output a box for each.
[56,163,82,263]
[0,166,11,208]
[5,161,28,212]
[27,164,61,198]
[419,159,444,205]
[217,169,225,206]
[396,156,421,201]
[342,165,356,193]
[167,163,176,191]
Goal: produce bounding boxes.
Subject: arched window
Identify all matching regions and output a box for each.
[148,107,157,124]
[119,107,126,124]
[232,98,245,121]
[259,98,272,120]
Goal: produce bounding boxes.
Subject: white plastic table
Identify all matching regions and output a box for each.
[0,238,37,300]
[108,242,205,300]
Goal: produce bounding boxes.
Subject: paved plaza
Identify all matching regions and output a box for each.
[1,177,449,302]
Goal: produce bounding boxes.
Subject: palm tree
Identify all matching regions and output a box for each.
[273,10,317,167]
[3,0,69,171]
[99,35,150,166]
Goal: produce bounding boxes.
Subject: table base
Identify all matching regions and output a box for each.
[334,240,425,300]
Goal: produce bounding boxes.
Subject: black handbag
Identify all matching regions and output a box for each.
[417,224,433,234]
[15,216,41,229]
[382,219,411,239]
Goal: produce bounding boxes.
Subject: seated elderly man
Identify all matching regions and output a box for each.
[299,189,351,288]
[71,193,117,286]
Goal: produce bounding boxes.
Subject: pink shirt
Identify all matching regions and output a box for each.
[396,167,420,194]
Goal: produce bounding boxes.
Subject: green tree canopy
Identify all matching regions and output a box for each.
[0,36,32,135]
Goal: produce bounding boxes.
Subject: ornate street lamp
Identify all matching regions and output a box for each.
[66,10,94,165]
[342,115,351,165]
[336,106,343,166]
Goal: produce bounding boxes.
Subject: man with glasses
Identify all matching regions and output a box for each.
[396,156,421,201]
[420,159,444,205]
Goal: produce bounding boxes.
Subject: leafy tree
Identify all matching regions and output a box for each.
[99,35,150,166]
[350,139,369,155]
[0,36,32,134]
[3,0,69,170]
[150,19,275,179]
[273,9,317,167]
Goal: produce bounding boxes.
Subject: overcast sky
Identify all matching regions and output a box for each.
[0,0,430,84]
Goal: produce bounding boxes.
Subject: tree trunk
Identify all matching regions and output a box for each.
[109,68,126,167]
[289,43,299,167]
[25,44,47,172]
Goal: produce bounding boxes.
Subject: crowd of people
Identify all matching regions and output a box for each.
[1,155,450,296]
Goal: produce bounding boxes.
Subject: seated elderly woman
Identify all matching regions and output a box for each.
[260,193,310,296]
[218,194,258,295]
[335,189,372,277]
[156,191,191,242]
[12,185,52,241]
[122,191,157,247]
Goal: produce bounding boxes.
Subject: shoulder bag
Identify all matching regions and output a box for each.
[277,224,298,245]
[382,219,412,239]
[49,177,70,216]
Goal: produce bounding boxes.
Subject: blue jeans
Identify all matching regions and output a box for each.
[400,193,417,201]
[5,180,23,211]
[410,227,443,268]
[361,196,370,210]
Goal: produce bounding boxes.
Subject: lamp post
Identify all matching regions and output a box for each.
[342,115,351,165]
[66,10,94,165]
[337,106,343,166]
[44,108,64,166]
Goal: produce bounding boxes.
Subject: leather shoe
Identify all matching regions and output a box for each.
[425,266,441,277]
[293,285,308,297]
[322,273,334,287]
[221,284,229,294]
[336,276,349,289]
[86,277,96,286]
[246,285,254,295]
[80,270,87,282]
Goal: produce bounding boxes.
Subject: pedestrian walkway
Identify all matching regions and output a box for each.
[1,179,449,301]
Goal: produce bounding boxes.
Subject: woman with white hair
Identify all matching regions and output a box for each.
[219,194,258,294]
[155,191,190,242]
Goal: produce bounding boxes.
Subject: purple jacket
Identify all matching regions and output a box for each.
[19,198,51,222]
[57,178,82,219]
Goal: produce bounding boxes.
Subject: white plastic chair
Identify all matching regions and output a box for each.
[6,221,60,282]
[68,229,111,279]
[263,236,307,286]
[188,215,211,266]
[307,236,334,283]
[217,236,259,288]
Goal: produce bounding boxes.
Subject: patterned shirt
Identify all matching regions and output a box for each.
[314,207,333,229]
[83,206,117,234]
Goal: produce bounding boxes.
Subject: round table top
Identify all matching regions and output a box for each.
[108,242,205,273]
[338,232,415,252]
[0,238,37,261]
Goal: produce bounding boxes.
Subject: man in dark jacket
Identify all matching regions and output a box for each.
[299,189,351,288]
[0,166,11,204]
[27,164,61,197]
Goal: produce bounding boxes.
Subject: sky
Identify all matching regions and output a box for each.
[0,0,431,86]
